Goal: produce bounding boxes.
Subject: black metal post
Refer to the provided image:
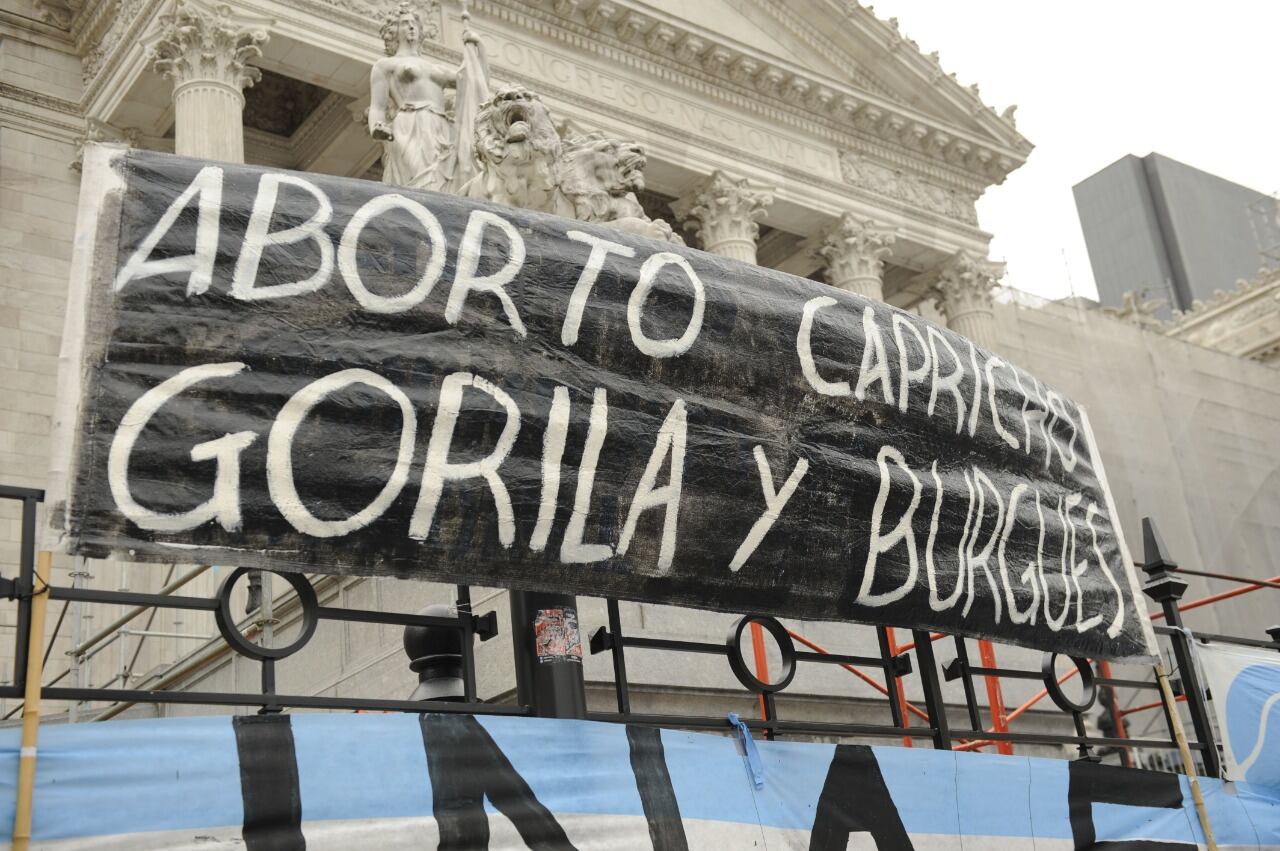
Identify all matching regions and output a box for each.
[912,629,951,749]
[948,637,984,731]
[12,496,37,693]
[259,659,281,714]
[876,626,906,729]
[605,599,631,714]
[762,691,778,740]
[1140,517,1220,778]
[456,585,478,702]
[509,590,587,719]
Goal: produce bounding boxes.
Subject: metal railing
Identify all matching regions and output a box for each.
[3,483,1277,777]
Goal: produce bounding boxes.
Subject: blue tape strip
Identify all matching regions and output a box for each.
[727,712,765,790]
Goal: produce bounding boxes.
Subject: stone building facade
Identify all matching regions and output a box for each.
[2,0,1278,741]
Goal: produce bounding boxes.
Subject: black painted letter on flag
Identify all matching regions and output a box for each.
[420,713,577,850]
[233,715,306,851]
[809,744,914,851]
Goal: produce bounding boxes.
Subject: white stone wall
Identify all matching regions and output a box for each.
[0,8,228,717]
[993,297,1280,643]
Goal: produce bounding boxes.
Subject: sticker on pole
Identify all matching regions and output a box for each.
[533,608,582,665]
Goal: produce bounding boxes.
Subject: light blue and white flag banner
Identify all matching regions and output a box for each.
[0,713,1276,849]
[1198,640,1280,787]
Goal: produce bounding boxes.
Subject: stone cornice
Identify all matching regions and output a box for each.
[456,42,987,243]
[0,101,82,142]
[741,0,898,103]
[0,7,72,47]
[475,0,996,196]
[834,0,1028,150]
[0,81,81,117]
[1163,270,1280,364]
[482,0,1025,188]
[1166,271,1280,330]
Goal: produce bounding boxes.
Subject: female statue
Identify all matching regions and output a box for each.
[368,3,460,191]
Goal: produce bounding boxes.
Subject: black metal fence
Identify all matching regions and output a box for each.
[4,482,1277,777]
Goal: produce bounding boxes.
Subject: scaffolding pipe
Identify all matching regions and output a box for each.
[977,640,1013,755]
[70,565,209,657]
[12,551,52,851]
[67,559,88,724]
[1150,575,1280,620]
[750,620,770,721]
[786,629,931,723]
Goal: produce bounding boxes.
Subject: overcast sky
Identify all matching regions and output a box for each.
[868,0,1280,300]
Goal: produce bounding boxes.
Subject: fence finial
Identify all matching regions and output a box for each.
[1141,516,1178,573]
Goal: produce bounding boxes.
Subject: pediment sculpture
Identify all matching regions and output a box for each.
[368,2,680,244]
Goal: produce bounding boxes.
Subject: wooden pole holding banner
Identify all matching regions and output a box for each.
[13,551,52,851]
[1154,661,1218,851]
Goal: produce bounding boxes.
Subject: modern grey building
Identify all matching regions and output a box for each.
[1073,153,1279,317]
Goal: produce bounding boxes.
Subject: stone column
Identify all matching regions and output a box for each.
[932,250,1003,349]
[148,1,271,163]
[817,214,896,301]
[673,170,773,264]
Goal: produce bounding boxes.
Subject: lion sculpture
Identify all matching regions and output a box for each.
[461,86,681,243]
[556,134,682,244]
[462,86,562,212]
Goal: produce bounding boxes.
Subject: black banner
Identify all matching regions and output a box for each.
[51,148,1155,660]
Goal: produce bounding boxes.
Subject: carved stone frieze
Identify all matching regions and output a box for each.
[839,151,978,225]
[1164,269,1280,366]
[34,0,82,30]
[148,2,269,94]
[81,0,144,85]
[303,0,442,31]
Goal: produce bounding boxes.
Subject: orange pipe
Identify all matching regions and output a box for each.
[956,665,1081,751]
[750,621,770,720]
[1098,660,1131,768]
[787,629,932,723]
[977,640,1013,755]
[1119,694,1185,717]
[1150,575,1280,620]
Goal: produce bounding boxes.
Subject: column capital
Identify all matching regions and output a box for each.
[672,170,773,262]
[932,250,1002,323]
[817,213,895,299]
[148,1,271,97]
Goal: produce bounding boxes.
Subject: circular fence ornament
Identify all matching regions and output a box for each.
[1041,652,1097,714]
[726,615,797,694]
[215,567,319,661]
